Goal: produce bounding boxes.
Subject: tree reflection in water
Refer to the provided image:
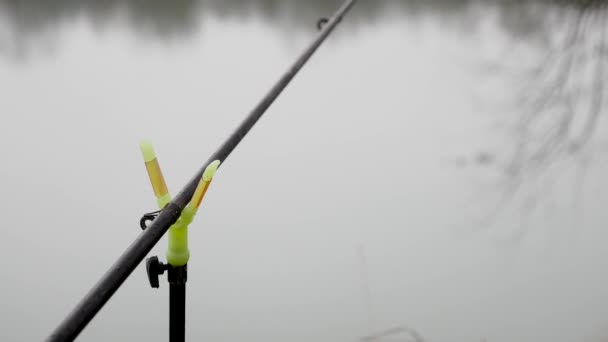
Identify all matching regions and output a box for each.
[467,1,607,240]
[1,0,606,237]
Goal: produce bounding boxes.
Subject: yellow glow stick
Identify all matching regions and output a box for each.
[140,139,172,208]
[190,160,220,211]
[165,160,221,266]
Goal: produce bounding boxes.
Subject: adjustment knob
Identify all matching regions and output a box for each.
[146,256,166,288]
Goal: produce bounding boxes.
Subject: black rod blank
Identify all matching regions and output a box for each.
[45,0,358,341]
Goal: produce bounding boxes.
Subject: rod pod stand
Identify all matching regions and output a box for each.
[44,2,359,340]
[146,256,187,342]
[139,146,218,342]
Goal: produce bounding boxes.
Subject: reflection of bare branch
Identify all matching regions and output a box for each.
[472,2,607,235]
[508,5,587,180]
[361,326,427,342]
[356,245,427,342]
[358,245,376,334]
[572,6,607,150]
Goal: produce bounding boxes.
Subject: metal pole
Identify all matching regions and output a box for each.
[45,0,358,340]
[168,266,187,342]
[169,284,186,342]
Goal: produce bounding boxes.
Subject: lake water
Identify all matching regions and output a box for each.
[1,1,608,341]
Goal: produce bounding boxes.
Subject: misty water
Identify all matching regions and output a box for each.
[1,1,608,341]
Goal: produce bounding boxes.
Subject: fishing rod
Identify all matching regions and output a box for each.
[45,0,359,341]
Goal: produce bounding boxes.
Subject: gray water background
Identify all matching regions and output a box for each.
[1,1,608,341]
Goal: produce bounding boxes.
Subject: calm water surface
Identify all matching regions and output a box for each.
[1,1,607,341]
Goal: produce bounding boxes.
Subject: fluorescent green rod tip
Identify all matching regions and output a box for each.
[139,139,156,162]
[203,160,221,182]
